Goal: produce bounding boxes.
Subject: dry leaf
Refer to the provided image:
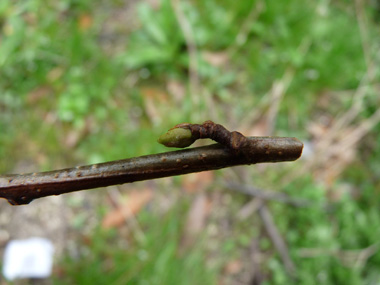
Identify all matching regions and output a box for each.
[224,259,243,275]
[202,51,229,67]
[245,118,270,137]
[182,171,214,194]
[140,87,169,125]
[63,117,93,148]
[181,193,211,248]
[102,189,153,229]
[46,67,64,82]
[167,79,186,104]
[27,87,51,104]
[78,14,93,31]
[63,129,81,148]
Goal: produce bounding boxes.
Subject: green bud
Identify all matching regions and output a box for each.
[158,128,196,148]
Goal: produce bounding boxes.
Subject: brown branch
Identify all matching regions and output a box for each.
[0,137,303,206]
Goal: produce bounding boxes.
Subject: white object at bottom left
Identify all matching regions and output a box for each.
[2,237,54,281]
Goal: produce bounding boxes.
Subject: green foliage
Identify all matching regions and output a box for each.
[118,0,183,71]
[1,0,380,283]
[55,203,218,285]
[263,176,380,284]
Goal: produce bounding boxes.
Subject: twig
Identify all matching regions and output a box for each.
[266,39,310,135]
[258,203,296,276]
[226,182,318,208]
[298,242,379,268]
[355,0,375,81]
[171,0,201,108]
[231,0,264,50]
[0,136,302,205]
[265,67,295,135]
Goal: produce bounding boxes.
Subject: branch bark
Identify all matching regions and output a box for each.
[0,137,303,205]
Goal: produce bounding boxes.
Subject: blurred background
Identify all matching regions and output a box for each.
[0,0,380,284]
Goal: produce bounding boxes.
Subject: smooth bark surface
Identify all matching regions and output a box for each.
[0,137,303,205]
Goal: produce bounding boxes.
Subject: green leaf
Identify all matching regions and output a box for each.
[121,44,172,68]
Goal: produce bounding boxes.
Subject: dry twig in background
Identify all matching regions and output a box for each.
[226,182,318,208]
[258,203,296,276]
